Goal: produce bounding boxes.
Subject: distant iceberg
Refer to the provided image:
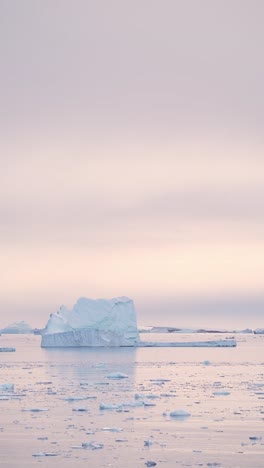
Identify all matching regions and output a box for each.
[41,296,140,347]
[0,321,33,334]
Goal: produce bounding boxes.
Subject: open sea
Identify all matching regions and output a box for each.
[0,333,264,467]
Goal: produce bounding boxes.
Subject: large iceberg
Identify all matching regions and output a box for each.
[41,296,139,347]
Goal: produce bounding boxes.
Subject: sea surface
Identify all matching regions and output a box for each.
[0,333,264,468]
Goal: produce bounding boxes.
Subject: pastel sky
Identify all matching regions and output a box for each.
[1,1,264,329]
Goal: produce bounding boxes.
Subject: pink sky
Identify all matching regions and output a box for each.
[1,1,264,328]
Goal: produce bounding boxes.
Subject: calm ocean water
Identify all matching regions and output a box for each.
[0,333,264,467]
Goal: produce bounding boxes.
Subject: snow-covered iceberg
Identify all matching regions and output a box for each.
[0,321,33,334]
[41,296,139,347]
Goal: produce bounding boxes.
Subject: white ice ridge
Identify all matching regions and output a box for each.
[41,296,139,347]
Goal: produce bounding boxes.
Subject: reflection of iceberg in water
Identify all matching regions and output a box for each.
[43,347,137,393]
[41,297,139,347]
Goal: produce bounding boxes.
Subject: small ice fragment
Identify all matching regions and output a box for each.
[150,379,170,382]
[63,396,90,401]
[202,360,211,365]
[169,410,191,418]
[102,427,123,432]
[145,462,157,467]
[144,440,153,446]
[107,372,128,379]
[0,396,9,400]
[32,452,58,457]
[135,393,159,400]
[143,401,156,407]
[122,401,144,407]
[36,381,52,385]
[82,442,104,450]
[0,348,16,352]
[72,407,88,412]
[213,391,230,396]
[0,383,14,391]
[99,403,122,410]
[249,436,262,441]
[22,408,49,412]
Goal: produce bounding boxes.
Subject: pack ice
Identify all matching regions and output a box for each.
[41,296,139,347]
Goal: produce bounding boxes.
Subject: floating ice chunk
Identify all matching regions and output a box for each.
[107,372,128,379]
[143,401,156,407]
[102,427,123,432]
[22,408,49,412]
[0,348,16,352]
[0,383,14,391]
[36,381,52,385]
[0,396,9,400]
[72,407,88,412]
[144,440,153,446]
[82,442,104,450]
[213,391,230,396]
[249,436,262,441]
[63,396,94,401]
[32,452,58,457]
[145,462,157,467]
[202,360,211,365]
[135,393,159,400]
[122,401,144,407]
[150,379,171,383]
[99,403,122,410]
[169,410,191,418]
[254,328,264,334]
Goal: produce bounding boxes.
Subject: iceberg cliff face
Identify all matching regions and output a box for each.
[41,296,139,347]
